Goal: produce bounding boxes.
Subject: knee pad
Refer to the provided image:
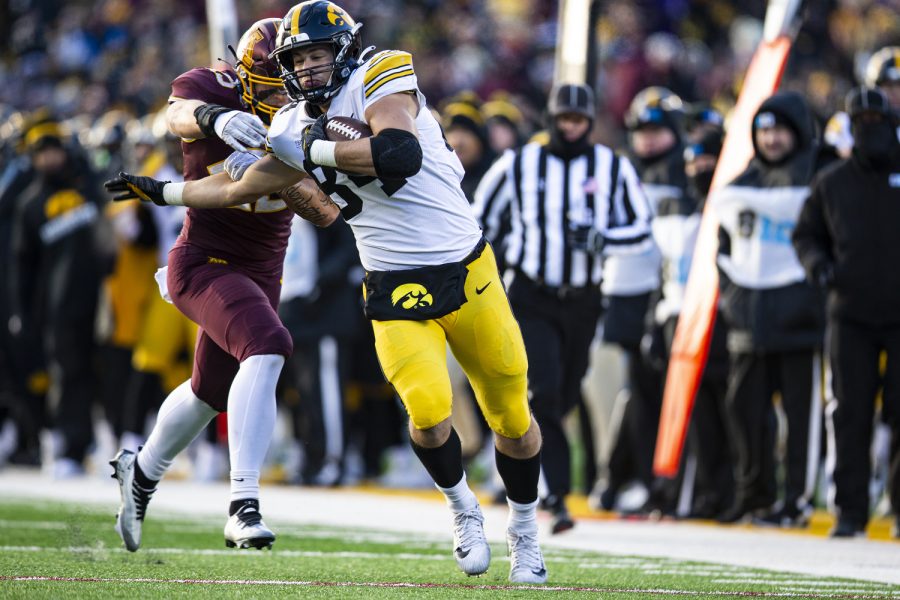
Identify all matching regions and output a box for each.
[401,383,452,431]
[483,394,532,439]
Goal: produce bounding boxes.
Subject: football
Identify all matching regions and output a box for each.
[325,116,373,142]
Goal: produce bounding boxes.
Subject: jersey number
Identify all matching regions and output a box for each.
[305,162,407,220]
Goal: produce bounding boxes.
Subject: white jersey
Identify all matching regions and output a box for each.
[713,184,808,289]
[268,49,483,271]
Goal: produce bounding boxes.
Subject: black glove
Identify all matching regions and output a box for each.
[813,262,835,288]
[640,326,668,372]
[567,224,605,254]
[301,114,329,158]
[104,172,169,206]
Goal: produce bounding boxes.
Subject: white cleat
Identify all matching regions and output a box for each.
[507,528,547,584]
[224,500,275,549]
[451,505,491,576]
[110,449,154,552]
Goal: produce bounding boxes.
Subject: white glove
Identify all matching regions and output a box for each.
[224,150,264,181]
[213,111,267,152]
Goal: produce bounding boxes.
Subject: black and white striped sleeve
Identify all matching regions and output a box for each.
[602,156,654,254]
[472,150,515,245]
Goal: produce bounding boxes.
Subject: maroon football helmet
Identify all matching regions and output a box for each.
[233,18,286,123]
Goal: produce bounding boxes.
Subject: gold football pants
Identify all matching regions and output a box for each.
[132,291,198,393]
[370,244,530,438]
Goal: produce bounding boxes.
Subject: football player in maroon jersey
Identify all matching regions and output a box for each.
[110,19,310,552]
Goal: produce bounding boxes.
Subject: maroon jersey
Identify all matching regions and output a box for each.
[168,67,292,275]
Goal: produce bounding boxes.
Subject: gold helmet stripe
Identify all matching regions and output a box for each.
[291,3,304,36]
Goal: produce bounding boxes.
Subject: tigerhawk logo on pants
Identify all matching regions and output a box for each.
[391,284,434,310]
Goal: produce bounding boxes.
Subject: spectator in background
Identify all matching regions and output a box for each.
[714,91,825,527]
[683,103,725,143]
[442,95,495,203]
[8,119,114,478]
[669,130,733,519]
[793,87,900,538]
[482,93,525,154]
[865,47,900,110]
[0,110,47,467]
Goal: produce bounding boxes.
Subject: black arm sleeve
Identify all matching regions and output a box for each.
[193,103,232,138]
[369,128,423,179]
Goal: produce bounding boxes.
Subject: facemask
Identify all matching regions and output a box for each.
[688,169,715,198]
[852,120,899,166]
[548,124,592,159]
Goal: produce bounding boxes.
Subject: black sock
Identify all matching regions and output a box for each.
[495,447,541,504]
[133,458,158,490]
[410,428,464,489]
[229,498,258,516]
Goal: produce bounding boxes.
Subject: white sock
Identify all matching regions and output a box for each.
[507,498,539,534]
[137,380,217,482]
[227,354,284,502]
[436,472,478,513]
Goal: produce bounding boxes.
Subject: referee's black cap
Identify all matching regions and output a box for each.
[548,83,595,120]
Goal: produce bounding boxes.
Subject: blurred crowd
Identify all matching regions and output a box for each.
[4,1,900,141]
[2,0,900,536]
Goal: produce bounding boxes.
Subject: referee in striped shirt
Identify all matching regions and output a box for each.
[473,83,653,533]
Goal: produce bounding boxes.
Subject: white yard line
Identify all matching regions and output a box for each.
[2,467,899,586]
[0,575,896,597]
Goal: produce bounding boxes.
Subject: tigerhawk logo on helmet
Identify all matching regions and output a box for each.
[271,1,374,105]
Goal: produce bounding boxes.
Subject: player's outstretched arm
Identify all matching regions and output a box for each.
[106,155,303,209]
[279,178,340,227]
[302,93,422,178]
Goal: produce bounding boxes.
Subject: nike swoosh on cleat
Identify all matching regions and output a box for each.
[455,548,470,558]
[532,568,547,576]
[475,282,492,295]
[233,478,245,482]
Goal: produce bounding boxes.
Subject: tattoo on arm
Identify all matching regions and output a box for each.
[279,180,339,227]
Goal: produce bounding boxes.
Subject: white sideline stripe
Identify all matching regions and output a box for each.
[1,576,896,597]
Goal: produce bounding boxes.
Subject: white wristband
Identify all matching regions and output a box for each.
[310,139,338,167]
[162,182,186,206]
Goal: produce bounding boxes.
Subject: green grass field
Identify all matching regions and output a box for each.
[0,499,897,599]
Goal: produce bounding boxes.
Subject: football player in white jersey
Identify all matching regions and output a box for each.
[105,0,548,584]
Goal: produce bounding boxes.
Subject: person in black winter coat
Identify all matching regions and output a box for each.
[9,122,114,477]
[793,86,900,538]
[713,91,825,526]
